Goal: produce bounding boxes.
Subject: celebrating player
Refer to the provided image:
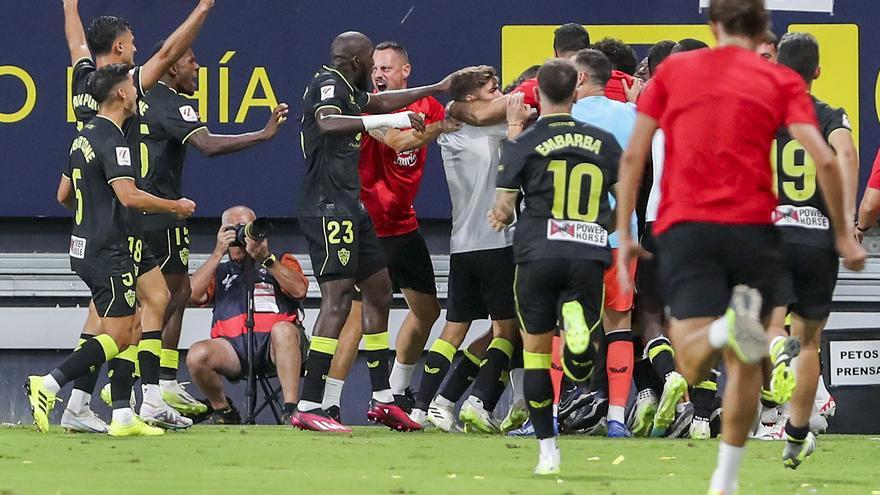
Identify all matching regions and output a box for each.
[614,0,865,492]
[490,59,623,475]
[58,0,213,432]
[291,31,452,433]
[29,64,196,436]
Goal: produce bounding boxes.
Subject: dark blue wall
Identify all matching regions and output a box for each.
[1,1,876,218]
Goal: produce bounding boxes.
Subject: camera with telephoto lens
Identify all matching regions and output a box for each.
[227,218,273,247]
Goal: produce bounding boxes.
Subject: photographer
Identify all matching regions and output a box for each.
[187,206,309,424]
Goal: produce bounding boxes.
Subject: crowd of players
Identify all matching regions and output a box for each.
[19,0,878,491]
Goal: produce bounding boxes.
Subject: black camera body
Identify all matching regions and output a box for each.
[227,218,273,247]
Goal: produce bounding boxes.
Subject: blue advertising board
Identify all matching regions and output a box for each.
[0,0,875,218]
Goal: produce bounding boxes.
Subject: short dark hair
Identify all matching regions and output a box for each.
[778,32,820,83]
[648,40,676,75]
[553,23,590,56]
[503,64,540,94]
[672,38,710,54]
[449,65,497,101]
[572,49,612,87]
[86,16,133,56]
[708,0,769,39]
[593,38,638,76]
[88,63,133,104]
[763,30,779,49]
[537,59,578,105]
[375,40,409,62]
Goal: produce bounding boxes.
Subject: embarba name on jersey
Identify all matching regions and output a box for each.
[534,128,604,157]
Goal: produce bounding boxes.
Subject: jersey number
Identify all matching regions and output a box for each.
[326,220,354,245]
[72,168,84,226]
[772,140,817,202]
[547,160,604,221]
[174,227,190,246]
[127,236,143,263]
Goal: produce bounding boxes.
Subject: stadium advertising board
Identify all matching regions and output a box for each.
[0,1,875,219]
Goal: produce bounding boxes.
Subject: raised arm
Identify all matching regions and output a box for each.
[316,107,425,136]
[190,225,232,305]
[139,0,214,91]
[789,123,866,271]
[188,104,288,157]
[62,0,91,65]
[110,179,195,217]
[362,75,450,114]
[447,96,508,126]
[368,117,459,153]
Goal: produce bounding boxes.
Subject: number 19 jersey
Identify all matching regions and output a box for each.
[773,96,850,251]
[497,114,622,265]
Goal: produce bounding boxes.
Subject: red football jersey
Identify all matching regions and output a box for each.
[359,96,445,237]
[604,70,634,103]
[638,45,818,235]
[868,148,880,190]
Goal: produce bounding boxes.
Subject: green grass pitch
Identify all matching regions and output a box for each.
[1,426,878,494]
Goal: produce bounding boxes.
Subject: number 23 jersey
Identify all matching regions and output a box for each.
[497,114,622,265]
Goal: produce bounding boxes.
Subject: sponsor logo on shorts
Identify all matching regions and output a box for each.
[772,205,829,230]
[179,247,190,266]
[338,247,351,266]
[69,235,86,259]
[124,288,136,308]
[546,219,608,247]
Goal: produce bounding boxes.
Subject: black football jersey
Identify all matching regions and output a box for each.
[497,114,622,264]
[139,82,207,230]
[66,116,137,276]
[297,65,370,217]
[774,96,851,250]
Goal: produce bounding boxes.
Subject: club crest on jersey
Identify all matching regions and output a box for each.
[320,85,335,101]
[124,289,136,308]
[338,247,351,266]
[115,147,131,166]
[179,247,190,266]
[546,219,608,247]
[178,105,199,122]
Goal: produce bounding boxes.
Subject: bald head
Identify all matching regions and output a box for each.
[222,205,255,226]
[330,31,374,91]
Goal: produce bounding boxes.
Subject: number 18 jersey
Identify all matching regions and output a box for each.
[773,96,850,251]
[497,113,622,265]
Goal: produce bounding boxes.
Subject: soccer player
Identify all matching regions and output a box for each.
[614,1,865,492]
[58,0,213,431]
[348,41,457,406]
[592,37,640,103]
[137,41,288,416]
[770,32,859,469]
[490,59,623,475]
[29,64,196,436]
[406,66,518,433]
[291,31,452,433]
[571,48,687,438]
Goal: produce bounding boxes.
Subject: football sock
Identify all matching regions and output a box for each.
[784,419,809,441]
[646,336,676,381]
[633,358,654,394]
[523,351,554,440]
[708,316,729,349]
[389,359,416,396]
[109,345,138,410]
[438,350,480,403]
[138,331,162,388]
[48,334,119,393]
[364,332,393,403]
[299,336,337,412]
[321,377,345,411]
[472,338,513,410]
[415,339,456,411]
[71,334,101,398]
[606,329,634,422]
[589,331,608,395]
[692,371,719,418]
[159,348,179,381]
[562,341,596,382]
[709,442,744,494]
[510,368,525,404]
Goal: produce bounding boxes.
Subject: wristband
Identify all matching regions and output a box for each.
[362,112,412,131]
[261,252,277,269]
